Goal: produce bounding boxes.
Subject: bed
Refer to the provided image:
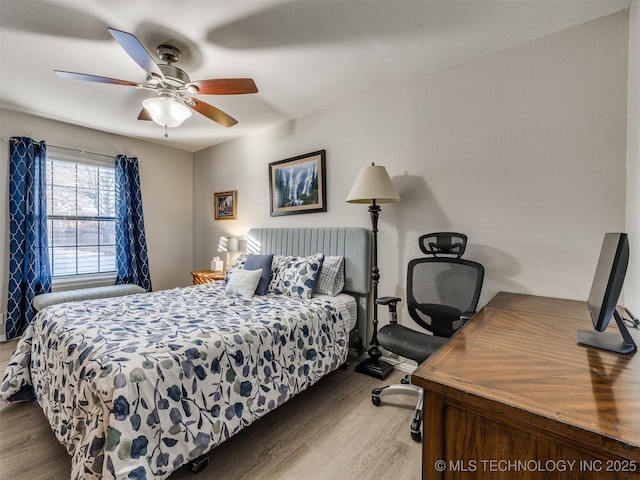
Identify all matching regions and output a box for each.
[0,227,371,479]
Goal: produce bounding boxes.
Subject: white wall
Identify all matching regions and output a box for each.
[193,12,629,330]
[0,109,194,336]
[626,0,640,316]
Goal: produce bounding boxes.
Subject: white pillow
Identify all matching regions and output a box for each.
[315,256,345,296]
[226,268,262,298]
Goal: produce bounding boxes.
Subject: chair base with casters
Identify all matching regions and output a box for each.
[372,382,424,442]
[370,309,448,443]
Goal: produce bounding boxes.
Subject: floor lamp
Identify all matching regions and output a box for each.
[346,163,400,380]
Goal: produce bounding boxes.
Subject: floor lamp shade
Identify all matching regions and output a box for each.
[346,165,400,204]
[346,164,399,380]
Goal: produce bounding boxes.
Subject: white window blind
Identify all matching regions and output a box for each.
[46,153,116,277]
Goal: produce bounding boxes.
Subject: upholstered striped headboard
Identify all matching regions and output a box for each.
[246,227,372,351]
[246,227,371,295]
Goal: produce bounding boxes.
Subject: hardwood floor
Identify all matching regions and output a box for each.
[0,339,421,479]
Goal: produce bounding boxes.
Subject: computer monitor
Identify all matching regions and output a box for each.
[577,232,637,354]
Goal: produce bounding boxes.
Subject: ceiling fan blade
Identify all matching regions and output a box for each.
[108,28,164,79]
[137,108,153,121]
[186,98,238,127]
[55,70,144,87]
[186,78,258,95]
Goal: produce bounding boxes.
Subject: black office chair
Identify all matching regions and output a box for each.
[372,232,484,441]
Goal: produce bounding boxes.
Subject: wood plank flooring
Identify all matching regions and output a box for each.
[0,339,421,479]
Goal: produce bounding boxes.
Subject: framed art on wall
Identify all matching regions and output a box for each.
[214,190,237,220]
[269,150,326,216]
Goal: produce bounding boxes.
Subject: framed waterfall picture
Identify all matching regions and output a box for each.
[269,150,327,216]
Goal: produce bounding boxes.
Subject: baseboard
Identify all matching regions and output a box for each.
[382,356,417,374]
[390,360,416,374]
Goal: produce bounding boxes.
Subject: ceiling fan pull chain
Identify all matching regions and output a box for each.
[164,125,168,138]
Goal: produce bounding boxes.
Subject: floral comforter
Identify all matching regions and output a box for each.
[0,282,350,479]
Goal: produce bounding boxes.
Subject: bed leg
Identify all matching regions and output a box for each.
[340,362,349,370]
[190,455,209,473]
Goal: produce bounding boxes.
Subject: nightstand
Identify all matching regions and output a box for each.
[191,270,226,285]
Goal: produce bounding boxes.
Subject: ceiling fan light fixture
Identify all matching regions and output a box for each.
[142,97,192,128]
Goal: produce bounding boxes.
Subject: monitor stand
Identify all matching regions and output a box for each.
[577,310,638,354]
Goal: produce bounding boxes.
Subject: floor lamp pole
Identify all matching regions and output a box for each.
[355,200,394,380]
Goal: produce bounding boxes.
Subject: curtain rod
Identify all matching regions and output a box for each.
[2,136,116,160]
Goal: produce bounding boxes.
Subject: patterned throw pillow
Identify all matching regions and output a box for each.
[314,256,345,296]
[268,253,325,299]
[225,254,248,282]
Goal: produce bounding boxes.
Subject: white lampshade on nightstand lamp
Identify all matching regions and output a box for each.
[218,236,239,270]
[346,163,400,380]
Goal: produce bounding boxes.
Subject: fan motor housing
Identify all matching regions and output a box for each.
[151,45,191,88]
[157,64,190,87]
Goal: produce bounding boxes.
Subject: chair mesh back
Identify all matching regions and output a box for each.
[407,258,483,337]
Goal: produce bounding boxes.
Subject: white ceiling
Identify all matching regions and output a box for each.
[0,0,632,153]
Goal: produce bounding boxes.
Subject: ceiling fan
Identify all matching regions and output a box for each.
[55,28,258,132]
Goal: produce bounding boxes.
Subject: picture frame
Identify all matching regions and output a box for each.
[269,150,326,216]
[214,190,237,220]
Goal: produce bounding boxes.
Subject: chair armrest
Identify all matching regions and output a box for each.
[376,296,401,324]
[376,296,401,306]
[460,311,476,322]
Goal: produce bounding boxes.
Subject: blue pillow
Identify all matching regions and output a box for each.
[244,254,274,295]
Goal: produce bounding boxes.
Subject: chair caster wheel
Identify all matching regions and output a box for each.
[411,417,422,442]
[371,387,384,406]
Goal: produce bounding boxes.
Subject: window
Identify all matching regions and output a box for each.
[46,154,116,278]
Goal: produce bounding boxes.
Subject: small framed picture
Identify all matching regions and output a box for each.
[214,190,237,220]
[269,150,326,216]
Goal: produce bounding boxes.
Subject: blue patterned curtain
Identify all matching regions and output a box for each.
[7,137,51,339]
[115,155,152,291]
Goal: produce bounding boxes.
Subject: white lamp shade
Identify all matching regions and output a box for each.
[218,236,239,252]
[218,237,229,252]
[142,97,192,128]
[346,164,400,204]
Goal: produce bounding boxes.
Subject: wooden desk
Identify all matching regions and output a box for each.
[412,292,640,479]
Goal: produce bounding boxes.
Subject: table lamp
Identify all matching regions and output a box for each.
[218,236,239,270]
